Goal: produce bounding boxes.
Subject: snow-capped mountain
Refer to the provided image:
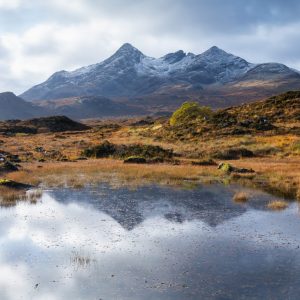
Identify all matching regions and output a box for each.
[20,43,300,105]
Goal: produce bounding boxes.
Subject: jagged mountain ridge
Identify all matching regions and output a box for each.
[21,43,300,103]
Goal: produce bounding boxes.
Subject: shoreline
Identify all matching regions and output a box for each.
[3,157,300,201]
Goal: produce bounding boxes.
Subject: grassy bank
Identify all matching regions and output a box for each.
[2,157,299,200]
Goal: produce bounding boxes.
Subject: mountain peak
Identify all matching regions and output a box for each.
[115,43,143,56]
[119,43,136,50]
[20,43,300,103]
[0,91,17,98]
[202,46,228,56]
[163,50,186,64]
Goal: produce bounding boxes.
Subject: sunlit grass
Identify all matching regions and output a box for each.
[233,192,248,203]
[267,200,289,211]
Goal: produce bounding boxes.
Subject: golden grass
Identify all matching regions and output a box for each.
[1,154,299,201]
[0,186,25,206]
[0,119,299,198]
[267,200,289,211]
[233,192,248,203]
[5,159,221,189]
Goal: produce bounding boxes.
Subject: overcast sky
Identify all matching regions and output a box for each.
[1,0,300,94]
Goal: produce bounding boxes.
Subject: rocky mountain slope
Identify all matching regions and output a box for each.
[37,96,147,119]
[20,43,300,109]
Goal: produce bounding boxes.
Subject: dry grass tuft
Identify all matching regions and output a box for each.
[297,188,300,201]
[0,186,43,207]
[0,187,24,206]
[71,251,95,269]
[4,159,220,189]
[267,200,288,211]
[233,192,248,203]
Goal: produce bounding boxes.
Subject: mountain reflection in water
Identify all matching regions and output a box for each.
[0,183,299,300]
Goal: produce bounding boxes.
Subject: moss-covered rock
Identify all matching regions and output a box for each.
[218,162,255,174]
[218,162,234,173]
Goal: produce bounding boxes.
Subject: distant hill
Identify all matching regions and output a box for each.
[155,91,300,141]
[0,92,146,121]
[20,43,300,110]
[225,90,300,123]
[0,92,46,120]
[0,115,90,134]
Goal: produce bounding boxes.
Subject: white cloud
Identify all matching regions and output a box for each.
[0,0,21,9]
[0,0,300,94]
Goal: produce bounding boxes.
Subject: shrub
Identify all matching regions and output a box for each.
[83,141,173,161]
[213,148,254,160]
[170,102,213,126]
[82,141,116,158]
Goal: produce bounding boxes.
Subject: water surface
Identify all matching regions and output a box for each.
[0,184,299,299]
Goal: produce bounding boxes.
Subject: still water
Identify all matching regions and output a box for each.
[0,184,300,300]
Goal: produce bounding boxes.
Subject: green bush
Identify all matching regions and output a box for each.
[170,102,213,126]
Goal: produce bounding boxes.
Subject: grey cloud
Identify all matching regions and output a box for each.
[0,0,300,93]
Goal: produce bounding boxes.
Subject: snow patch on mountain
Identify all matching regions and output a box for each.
[20,43,300,101]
